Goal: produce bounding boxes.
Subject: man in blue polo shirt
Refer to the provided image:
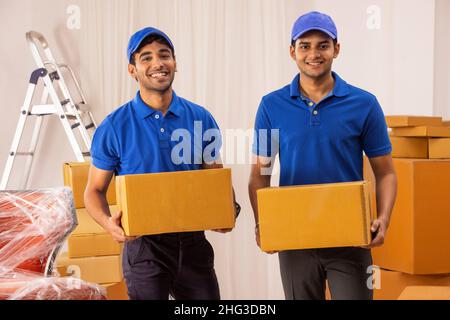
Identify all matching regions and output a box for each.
[84,27,239,300]
[249,11,397,300]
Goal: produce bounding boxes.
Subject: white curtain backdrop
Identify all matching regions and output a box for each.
[73,0,443,299]
[1,0,448,299]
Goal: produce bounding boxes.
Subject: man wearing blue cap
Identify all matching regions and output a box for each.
[249,11,397,299]
[84,27,239,300]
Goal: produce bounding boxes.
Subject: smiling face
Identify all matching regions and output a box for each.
[290,30,340,81]
[128,39,176,94]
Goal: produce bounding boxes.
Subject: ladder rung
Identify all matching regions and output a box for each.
[30,104,57,115]
[71,122,80,129]
[65,114,77,120]
[85,123,95,130]
[61,99,70,105]
[82,152,91,157]
[13,152,34,156]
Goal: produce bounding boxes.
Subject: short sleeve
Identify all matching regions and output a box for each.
[202,109,222,162]
[252,99,278,157]
[362,97,392,158]
[91,117,120,171]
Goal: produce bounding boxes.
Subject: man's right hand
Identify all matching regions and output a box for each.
[255,225,278,255]
[106,210,136,243]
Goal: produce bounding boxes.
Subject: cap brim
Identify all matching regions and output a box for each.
[292,27,337,41]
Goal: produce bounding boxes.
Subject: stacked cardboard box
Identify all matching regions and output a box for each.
[386,116,450,159]
[58,162,128,300]
[364,144,450,299]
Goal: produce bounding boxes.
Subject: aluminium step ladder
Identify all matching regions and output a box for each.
[0,31,97,190]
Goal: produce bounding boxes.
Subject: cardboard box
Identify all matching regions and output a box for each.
[116,168,235,236]
[72,206,118,235]
[56,253,122,284]
[256,181,373,252]
[397,286,450,300]
[391,126,450,138]
[390,137,428,158]
[68,233,122,258]
[373,269,450,300]
[365,159,450,274]
[429,138,450,159]
[385,116,442,128]
[68,205,122,258]
[63,162,116,208]
[101,281,129,300]
[389,137,450,159]
[443,121,450,127]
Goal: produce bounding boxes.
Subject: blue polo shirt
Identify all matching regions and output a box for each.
[252,72,391,186]
[91,91,222,175]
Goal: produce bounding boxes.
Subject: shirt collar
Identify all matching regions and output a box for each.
[290,71,350,99]
[132,90,184,119]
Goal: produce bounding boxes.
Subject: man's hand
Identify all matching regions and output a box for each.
[106,210,136,243]
[362,218,389,249]
[211,200,240,234]
[255,225,278,254]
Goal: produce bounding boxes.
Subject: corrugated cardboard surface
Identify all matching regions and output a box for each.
[72,206,118,235]
[429,138,450,159]
[397,286,450,300]
[101,281,129,300]
[367,159,450,274]
[116,168,235,236]
[391,126,450,138]
[390,137,450,159]
[373,269,450,300]
[56,253,122,284]
[68,233,122,258]
[63,162,116,208]
[390,137,428,158]
[257,181,372,252]
[385,116,442,128]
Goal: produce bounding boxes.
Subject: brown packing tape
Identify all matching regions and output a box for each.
[63,162,117,208]
[116,168,235,236]
[257,181,372,252]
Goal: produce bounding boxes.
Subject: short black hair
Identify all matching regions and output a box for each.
[291,37,337,47]
[130,34,175,65]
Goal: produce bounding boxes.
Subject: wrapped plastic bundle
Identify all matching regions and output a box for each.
[0,270,105,300]
[0,188,106,300]
[0,188,76,275]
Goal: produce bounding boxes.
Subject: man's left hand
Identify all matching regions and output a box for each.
[361,218,389,249]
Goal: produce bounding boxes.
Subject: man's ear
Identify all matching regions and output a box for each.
[174,56,178,72]
[290,45,296,61]
[333,42,340,59]
[128,63,138,81]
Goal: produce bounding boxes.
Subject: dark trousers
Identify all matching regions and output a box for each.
[122,231,220,300]
[279,247,373,300]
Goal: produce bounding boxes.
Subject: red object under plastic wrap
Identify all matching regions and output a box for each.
[0,188,106,300]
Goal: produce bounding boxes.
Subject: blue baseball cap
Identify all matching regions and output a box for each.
[127,27,175,63]
[291,11,338,42]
